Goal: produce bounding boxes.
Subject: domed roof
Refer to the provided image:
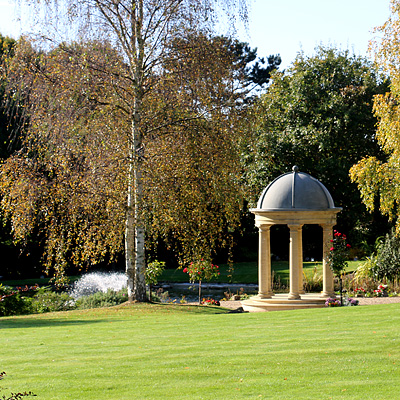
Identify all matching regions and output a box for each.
[257,166,336,210]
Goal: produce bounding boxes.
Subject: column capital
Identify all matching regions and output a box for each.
[256,223,272,231]
[320,223,335,231]
[287,223,303,230]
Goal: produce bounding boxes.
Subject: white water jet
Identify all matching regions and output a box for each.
[70,272,126,299]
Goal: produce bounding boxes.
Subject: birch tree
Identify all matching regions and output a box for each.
[2,0,250,300]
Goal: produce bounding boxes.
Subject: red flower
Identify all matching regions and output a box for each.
[330,247,335,251]
[183,268,188,273]
[346,244,351,248]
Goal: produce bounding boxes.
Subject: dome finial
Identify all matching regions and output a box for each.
[292,165,299,173]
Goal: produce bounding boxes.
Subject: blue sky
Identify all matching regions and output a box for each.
[0,0,392,69]
[237,0,392,68]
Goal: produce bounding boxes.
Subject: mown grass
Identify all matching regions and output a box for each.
[1,261,362,287]
[1,302,399,399]
[160,260,363,284]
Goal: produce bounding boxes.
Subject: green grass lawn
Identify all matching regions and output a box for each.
[0,261,363,288]
[1,302,399,399]
[160,260,363,284]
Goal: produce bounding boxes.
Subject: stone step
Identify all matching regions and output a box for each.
[241,293,332,312]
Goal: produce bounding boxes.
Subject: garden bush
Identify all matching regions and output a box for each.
[303,267,323,292]
[0,285,33,316]
[374,229,400,281]
[75,289,128,309]
[31,289,75,313]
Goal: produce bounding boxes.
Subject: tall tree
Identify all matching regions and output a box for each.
[0,34,18,159]
[242,46,389,246]
[1,1,250,299]
[220,37,281,88]
[350,0,400,234]
[1,40,128,283]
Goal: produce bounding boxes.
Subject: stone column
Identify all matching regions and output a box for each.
[288,224,303,300]
[257,225,273,298]
[298,227,305,294]
[320,224,335,297]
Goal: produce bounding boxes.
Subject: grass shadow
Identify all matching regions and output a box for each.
[0,317,112,329]
[116,301,233,315]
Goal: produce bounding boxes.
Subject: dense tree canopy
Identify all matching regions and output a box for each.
[0,34,18,159]
[0,0,254,299]
[350,0,400,235]
[0,27,268,294]
[242,46,389,246]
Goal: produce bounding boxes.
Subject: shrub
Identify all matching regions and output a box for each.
[145,260,165,301]
[0,285,34,316]
[354,255,377,283]
[31,289,75,313]
[145,260,165,285]
[303,267,323,292]
[75,289,127,309]
[374,229,400,281]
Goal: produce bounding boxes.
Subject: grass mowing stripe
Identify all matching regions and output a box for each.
[1,303,399,399]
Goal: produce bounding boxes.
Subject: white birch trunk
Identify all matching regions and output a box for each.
[125,114,146,302]
[125,0,147,302]
[132,115,146,301]
[125,141,136,301]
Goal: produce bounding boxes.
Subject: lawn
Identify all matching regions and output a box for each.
[1,302,399,399]
[160,260,363,284]
[0,261,363,287]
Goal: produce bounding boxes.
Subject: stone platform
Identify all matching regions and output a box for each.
[241,293,332,312]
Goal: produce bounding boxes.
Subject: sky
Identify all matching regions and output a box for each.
[0,0,393,69]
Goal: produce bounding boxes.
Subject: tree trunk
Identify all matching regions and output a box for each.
[133,131,146,301]
[125,118,147,302]
[125,0,146,302]
[340,276,343,307]
[198,280,202,304]
[125,141,136,302]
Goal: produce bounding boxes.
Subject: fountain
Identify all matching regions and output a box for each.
[70,271,126,299]
[69,271,258,302]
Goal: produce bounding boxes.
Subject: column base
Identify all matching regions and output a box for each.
[256,292,273,299]
[288,293,301,300]
[320,292,336,298]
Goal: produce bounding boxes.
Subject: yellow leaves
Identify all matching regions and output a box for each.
[350,157,382,210]
[350,5,400,232]
[350,153,400,231]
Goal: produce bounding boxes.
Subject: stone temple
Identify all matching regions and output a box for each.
[241,166,342,312]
